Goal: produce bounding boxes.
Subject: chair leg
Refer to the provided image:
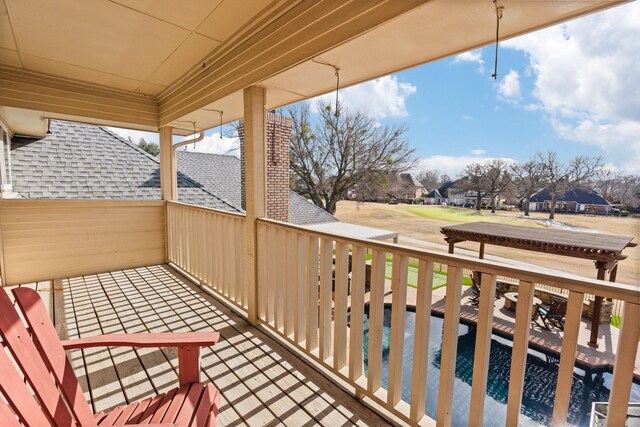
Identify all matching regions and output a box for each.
[540,316,551,330]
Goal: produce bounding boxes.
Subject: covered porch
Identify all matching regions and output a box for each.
[1,1,638,426]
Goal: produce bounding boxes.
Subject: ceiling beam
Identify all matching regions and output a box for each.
[0,65,159,129]
[158,0,429,126]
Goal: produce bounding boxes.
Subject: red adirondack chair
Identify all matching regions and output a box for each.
[0,287,221,426]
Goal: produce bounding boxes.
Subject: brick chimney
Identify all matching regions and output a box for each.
[238,112,292,222]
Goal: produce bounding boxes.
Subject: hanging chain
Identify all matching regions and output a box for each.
[492,1,505,80]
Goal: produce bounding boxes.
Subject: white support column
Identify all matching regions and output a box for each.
[243,86,267,325]
[159,126,176,201]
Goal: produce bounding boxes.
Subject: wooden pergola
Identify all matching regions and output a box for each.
[441,221,637,347]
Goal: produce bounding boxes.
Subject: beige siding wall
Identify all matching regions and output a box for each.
[0,199,165,285]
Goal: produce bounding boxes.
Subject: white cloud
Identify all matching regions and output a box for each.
[469,149,486,155]
[497,69,521,101]
[108,127,158,144]
[414,155,516,177]
[503,1,640,173]
[316,75,416,119]
[523,103,541,112]
[462,114,472,120]
[179,132,240,157]
[108,127,240,157]
[452,49,485,73]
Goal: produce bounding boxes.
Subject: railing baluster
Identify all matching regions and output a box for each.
[410,259,434,422]
[295,233,307,345]
[230,218,239,302]
[607,301,640,427]
[238,220,249,310]
[166,204,172,262]
[221,217,232,297]
[266,225,276,325]
[551,290,583,426]
[436,265,463,426]
[257,222,267,321]
[215,214,223,291]
[285,230,296,338]
[275,228,286,332]
[367,249,386,395]
[204,212,212,285]
[319,238,333,361]
[333,241,349,372]
[468,273,497,427]
[235,219,243,304]
[388,254,409,407]
[198,210,204,281]
[349,244,366,383]
[306,236,320,352]
[505,280,535,426]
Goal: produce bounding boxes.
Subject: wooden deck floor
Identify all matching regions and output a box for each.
[17,265,389,427]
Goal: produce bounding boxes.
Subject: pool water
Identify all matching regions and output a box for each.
[361,306,640,426]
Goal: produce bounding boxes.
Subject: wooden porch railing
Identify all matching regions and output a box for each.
[166,201,248,311]
[163,203,639,426]
[254,217,639,427]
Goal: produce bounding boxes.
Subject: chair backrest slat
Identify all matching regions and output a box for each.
[13,288,95,426]
[0,289,75,427]
[0,397,22,427]
[0,345,52,426]
[549,298,568,315]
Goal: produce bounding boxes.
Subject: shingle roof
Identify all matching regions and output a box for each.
[426,181,456,198]
[530,187,610,205]
[176,151,336,225]
[10,120,335,225]
[10,120,240,212]
[398,173,424,188]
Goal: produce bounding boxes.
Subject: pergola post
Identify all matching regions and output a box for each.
[588,261,607,348]
[159,126,176,201]
[243,86,267,325]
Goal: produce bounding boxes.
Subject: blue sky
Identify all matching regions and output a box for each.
[112,1,640,176]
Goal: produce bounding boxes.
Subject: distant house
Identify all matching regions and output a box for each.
[8,120,338,226]
[529,187,612,214]
[347,172,425,201]
[395,173,427,199]
[424,181,466,205]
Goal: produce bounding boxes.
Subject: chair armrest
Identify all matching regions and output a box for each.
[61,332,219,350]
[63,332,219,387]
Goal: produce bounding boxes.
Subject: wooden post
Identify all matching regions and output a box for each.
[243,86,267,325]
[159,126,176,201]
[588,262,606,348]
[479,242,485,259]
[447,241,455,254]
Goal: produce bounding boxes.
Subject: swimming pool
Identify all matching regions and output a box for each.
[361,305,640,426]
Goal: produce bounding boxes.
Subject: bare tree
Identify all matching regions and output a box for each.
[617,174,640,209]
[511,160,546,216]
[483,159,514,213]
[594,169,623,203]
[415,169,441,192]
[457,163,487,211]
[289,101,416,214]
[535,151,603,219]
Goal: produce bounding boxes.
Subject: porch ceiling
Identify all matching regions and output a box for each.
[0,0,628,136]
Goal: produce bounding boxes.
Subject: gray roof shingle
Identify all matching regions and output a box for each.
[10,120,336,225]
[10,120,240,212]
[176,151,336,225]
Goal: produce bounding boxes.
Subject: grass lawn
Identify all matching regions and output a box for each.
[382,260,471,289]
[405,206,537,227]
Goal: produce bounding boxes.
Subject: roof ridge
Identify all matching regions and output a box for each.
[98,126,162,165]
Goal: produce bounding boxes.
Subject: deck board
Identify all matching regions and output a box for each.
[40,264,388,427]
